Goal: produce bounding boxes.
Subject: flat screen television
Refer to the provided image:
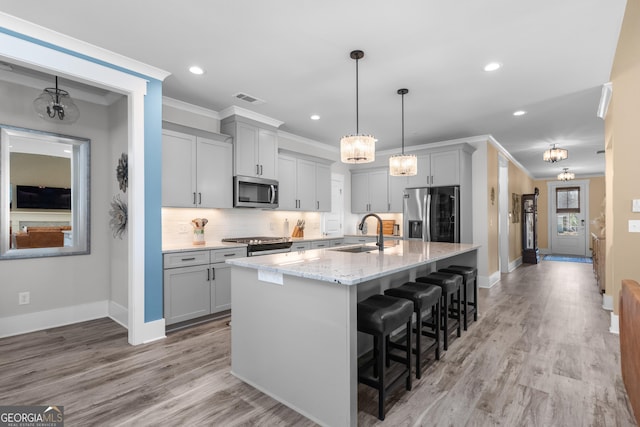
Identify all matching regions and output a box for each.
[16,185,71,210]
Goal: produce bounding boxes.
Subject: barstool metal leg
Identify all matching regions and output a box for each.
[378,332,386,420]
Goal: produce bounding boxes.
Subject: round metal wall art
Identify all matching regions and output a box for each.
[109,194,128,239]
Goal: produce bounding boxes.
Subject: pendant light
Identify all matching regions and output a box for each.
[340,50,376,164]
[389,88,417,176]
[557,168,575,181]
[33,76,80,124]
[543,143,568,163]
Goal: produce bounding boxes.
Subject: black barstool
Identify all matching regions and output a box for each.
[416,272,462,351]
[384,282,441,379]
[439,265,478,330]
[357,294,413,421]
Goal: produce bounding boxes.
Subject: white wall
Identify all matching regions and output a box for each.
[0,80,116,335]
[108,96,129,319]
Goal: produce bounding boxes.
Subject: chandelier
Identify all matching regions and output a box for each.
[543,144,568,163]
[389,88,417,176]
[340,50,376,164]
[557,168,575,181]
[33,76,80,124]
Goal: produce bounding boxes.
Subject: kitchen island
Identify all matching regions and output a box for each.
[227,240,479,427]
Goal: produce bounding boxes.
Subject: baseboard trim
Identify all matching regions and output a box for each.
[509,257,522,272]
[609,312,619,335]
[0,300,109,339]
[602,294,614,311]
[109,300,128,329]
[140,319,166,344]
[479,271,501,289]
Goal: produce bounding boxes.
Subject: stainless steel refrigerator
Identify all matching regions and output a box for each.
[403,186,460,243]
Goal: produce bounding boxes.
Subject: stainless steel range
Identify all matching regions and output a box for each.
[222,236,292,256]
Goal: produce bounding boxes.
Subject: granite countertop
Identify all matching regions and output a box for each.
[162,241,248,254]
[226,240,479,286]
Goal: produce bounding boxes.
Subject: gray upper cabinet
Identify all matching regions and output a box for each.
[278,154,332,212]
[221,117,278,180]
[315,163,331,212]
[405,151,460,188]
[351,169,389,214]
[162,129,232,208]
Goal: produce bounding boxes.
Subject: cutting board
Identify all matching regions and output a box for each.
[377,220,396,236]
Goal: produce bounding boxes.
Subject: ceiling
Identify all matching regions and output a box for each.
[0,1,627,179]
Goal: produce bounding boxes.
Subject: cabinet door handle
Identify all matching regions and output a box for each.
[211,268,216,281]
[207,268,210,281]
[193,192,197,205]
[260,165,263,175]
[388,203,391,211]
[256,164,260,175]
[181,257,196,261]
[198,192,202,205]
[317,201,320,210]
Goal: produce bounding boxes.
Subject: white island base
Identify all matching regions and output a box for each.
[228,241,478,426]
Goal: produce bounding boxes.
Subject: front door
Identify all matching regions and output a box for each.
[549,180,589,256]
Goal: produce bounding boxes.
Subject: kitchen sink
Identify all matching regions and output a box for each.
[331,245,379,253]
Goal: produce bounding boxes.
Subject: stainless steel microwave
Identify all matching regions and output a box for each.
[234,176,279,208]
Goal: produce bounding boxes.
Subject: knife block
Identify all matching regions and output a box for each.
[292,226,304,238]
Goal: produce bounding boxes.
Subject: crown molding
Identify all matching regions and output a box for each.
[278,130,339,153]
[218,105,284,128]
[162,96,220,119]
[0,12,170,81]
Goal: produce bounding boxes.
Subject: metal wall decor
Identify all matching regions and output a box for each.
[109,194,127,239]
[117,153,128,192]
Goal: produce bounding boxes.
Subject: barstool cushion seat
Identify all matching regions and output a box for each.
[384,282,441,312]
[416,272,462,294]
[440,265,477,281]
[358,295,413,335]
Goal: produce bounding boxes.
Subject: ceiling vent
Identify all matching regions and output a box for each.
[232,92,265,105]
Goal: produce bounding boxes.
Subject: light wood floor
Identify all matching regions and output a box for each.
[0,260,636,426]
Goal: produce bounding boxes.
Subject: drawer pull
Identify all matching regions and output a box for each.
[224,253,236,257]
[181,257,196,261]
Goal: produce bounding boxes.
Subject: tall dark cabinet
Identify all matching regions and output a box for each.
[522,188,540,264]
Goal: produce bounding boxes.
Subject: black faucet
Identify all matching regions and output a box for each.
[358,213,384,251]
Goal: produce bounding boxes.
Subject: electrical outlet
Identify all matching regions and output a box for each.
[178,223,188,234]
[18,291,30,305]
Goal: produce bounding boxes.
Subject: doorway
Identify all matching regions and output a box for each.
[322,173,344,236]
[498,155,510,272]
[548,179,590,256]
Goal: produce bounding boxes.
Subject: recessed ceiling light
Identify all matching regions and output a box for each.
[189,66,204,75]
[310,114,320,121]
[513,110,527,116]
[484,62,502,72]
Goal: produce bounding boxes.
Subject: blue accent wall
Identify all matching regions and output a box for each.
[144,79,164,322]
[1,26,165,323]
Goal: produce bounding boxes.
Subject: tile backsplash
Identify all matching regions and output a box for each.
[162,208,323,247]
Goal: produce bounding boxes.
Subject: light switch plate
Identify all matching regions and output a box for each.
[633,199,640,212]
[629,220,640,233]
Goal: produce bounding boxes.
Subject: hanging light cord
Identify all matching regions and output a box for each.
[355,55,359,134]
[401,91,405,154]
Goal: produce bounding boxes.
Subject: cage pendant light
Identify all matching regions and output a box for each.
[389,88,417,176]
[340,50,376,164]
[557,168,575,181]
[33,76,80,124]
[543,143,568,163]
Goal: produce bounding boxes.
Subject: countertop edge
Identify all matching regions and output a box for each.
[226,243,480,286]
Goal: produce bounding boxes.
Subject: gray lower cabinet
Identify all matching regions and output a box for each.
[291,242,311,251]
[163,247,246,325]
